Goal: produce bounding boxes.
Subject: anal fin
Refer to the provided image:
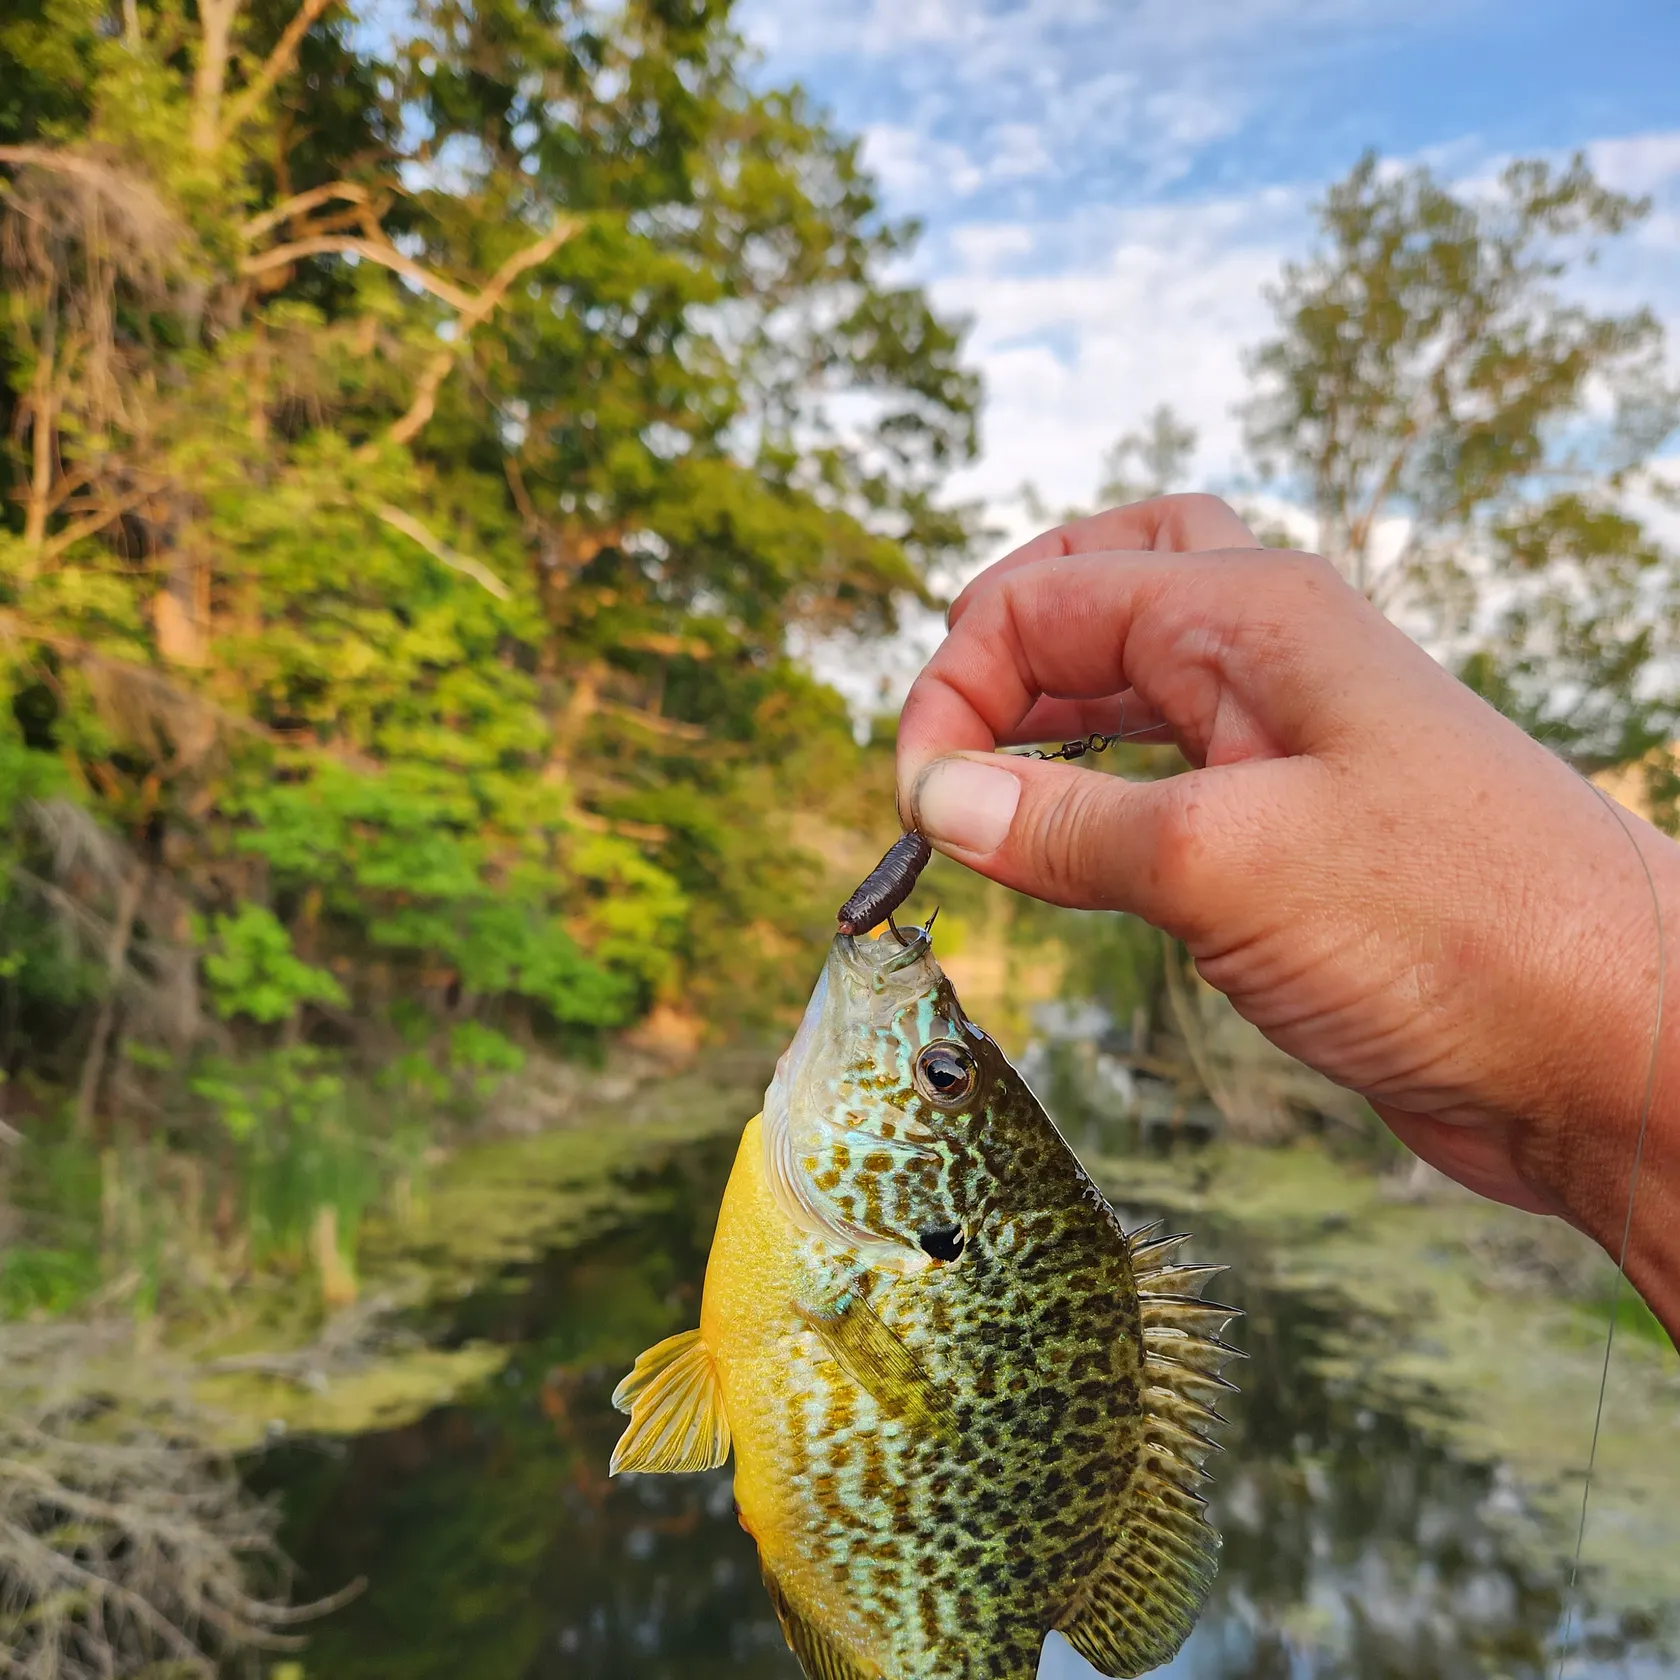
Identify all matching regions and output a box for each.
[609,1328,730,1475]
[1054,1476,1220,1678]
[761,1557,879,1680]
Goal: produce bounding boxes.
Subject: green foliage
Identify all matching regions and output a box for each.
[198,904,347,1025]
[0,1241,98,1319]
[1057,910,1164,1029]
[0,0,980,1306]
[1244,151,1680,795]
[190,1048,417,1268]
[448,1020,525,1079]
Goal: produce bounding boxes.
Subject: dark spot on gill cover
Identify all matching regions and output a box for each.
[918,1225,965,1262]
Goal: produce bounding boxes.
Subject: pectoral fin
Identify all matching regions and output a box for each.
[609,1328,730,1475]
[798,1288,958,1442]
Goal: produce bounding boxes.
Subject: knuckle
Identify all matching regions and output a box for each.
[1159,492,1244,544]
[1165,491,1238,521]
[1147,784,1217,910]
[1268,547,1344,593]
[1020,773,1114,907]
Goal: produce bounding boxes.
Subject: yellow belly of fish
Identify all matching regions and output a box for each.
[698,1119,842,1612]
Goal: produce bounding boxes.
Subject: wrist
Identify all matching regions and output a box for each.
[1509,807,1680,1341]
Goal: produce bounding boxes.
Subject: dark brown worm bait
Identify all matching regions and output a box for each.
[835,730,1138,935]
[836,832,932,936]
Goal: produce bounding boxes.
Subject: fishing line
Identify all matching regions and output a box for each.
[1554,781,1665,1680]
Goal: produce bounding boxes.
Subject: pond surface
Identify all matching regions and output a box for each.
[260,1132,1677,1680]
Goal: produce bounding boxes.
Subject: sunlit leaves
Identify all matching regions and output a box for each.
[199,903,348,1025]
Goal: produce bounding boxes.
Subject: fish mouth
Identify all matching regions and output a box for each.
[833,924,938,991]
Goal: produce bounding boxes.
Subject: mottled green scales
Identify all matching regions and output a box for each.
[612,927,1239,1678]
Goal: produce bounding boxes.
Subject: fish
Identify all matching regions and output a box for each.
[610,924,1239,1679]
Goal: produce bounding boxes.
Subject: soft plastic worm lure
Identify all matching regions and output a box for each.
[837,832,933,936]
[836,736,1134,935]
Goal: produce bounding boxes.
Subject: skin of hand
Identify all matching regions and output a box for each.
[896,495,1679,1340]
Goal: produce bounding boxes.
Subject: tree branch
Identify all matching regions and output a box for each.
[73,857,145,1137]
[38,484,159,563]
[1346,425,1418,585]
[240,180,371,242]
[191,0,241,154]
[219,0,342,143]
[238,235,476,311]
[384,214,581,449]
[21,283,58,550]
[0,144,140,193]
[598,700,706,741]
[375,503,510,599]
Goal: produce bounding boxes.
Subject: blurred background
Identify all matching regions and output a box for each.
[0,1,1677,1676]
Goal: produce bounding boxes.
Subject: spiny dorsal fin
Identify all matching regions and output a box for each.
[1125,1227,1193,1272]
[1143,1323,1244,1371]
[1137,1260,1226,1296]
[1140,1295,1238,1337]
[761,1557,880,1680]
[798,1287,960,1443]
[1055,1222,1237,1674]
[1055,1474,1221,1678]
[609,1328,730,1475]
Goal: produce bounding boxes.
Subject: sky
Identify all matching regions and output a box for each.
[738,0,1680,612]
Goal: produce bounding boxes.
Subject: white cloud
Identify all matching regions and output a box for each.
[742,0,1680,717]
[860,124,986,201]
[925,138,1680,561]
[929,191,1312,541]
[1589,131,1680,198]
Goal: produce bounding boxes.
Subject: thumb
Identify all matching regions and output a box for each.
[907,751,1266,941]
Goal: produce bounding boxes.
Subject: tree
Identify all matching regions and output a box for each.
[1095,404,1198,507]
[1244,152,1680,795]
[0,0,980,1303]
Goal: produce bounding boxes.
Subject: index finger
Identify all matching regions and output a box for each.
[948,493,1260,630]
[897,547,1396,822]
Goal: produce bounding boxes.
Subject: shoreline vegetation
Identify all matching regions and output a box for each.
[4,899,1679,1667]
[15,1028,1678,1663]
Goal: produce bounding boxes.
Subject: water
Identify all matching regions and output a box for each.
[258,1133,1676,1679]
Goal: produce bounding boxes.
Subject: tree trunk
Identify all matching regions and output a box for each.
[190,0,240,154]
[22,283,58,551]
[74,859,146,1138]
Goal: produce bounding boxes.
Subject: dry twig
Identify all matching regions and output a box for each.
[0,1322,355,1680]
[375,503,511,600]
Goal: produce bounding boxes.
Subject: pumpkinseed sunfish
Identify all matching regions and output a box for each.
[611,924,1238,1678]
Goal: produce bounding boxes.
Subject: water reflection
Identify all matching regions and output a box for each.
[259,1135,1675,1679]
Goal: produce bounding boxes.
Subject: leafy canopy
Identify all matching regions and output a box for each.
[1244,151,1680,788]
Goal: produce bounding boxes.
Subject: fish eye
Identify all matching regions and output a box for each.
[914,1041,976,1107]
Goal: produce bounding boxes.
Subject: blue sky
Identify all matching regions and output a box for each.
[738,0,1680,559]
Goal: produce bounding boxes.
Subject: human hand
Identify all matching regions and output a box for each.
[896,496,1677,1328]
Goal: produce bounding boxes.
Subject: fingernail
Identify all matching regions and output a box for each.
[914,757,1022,856]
